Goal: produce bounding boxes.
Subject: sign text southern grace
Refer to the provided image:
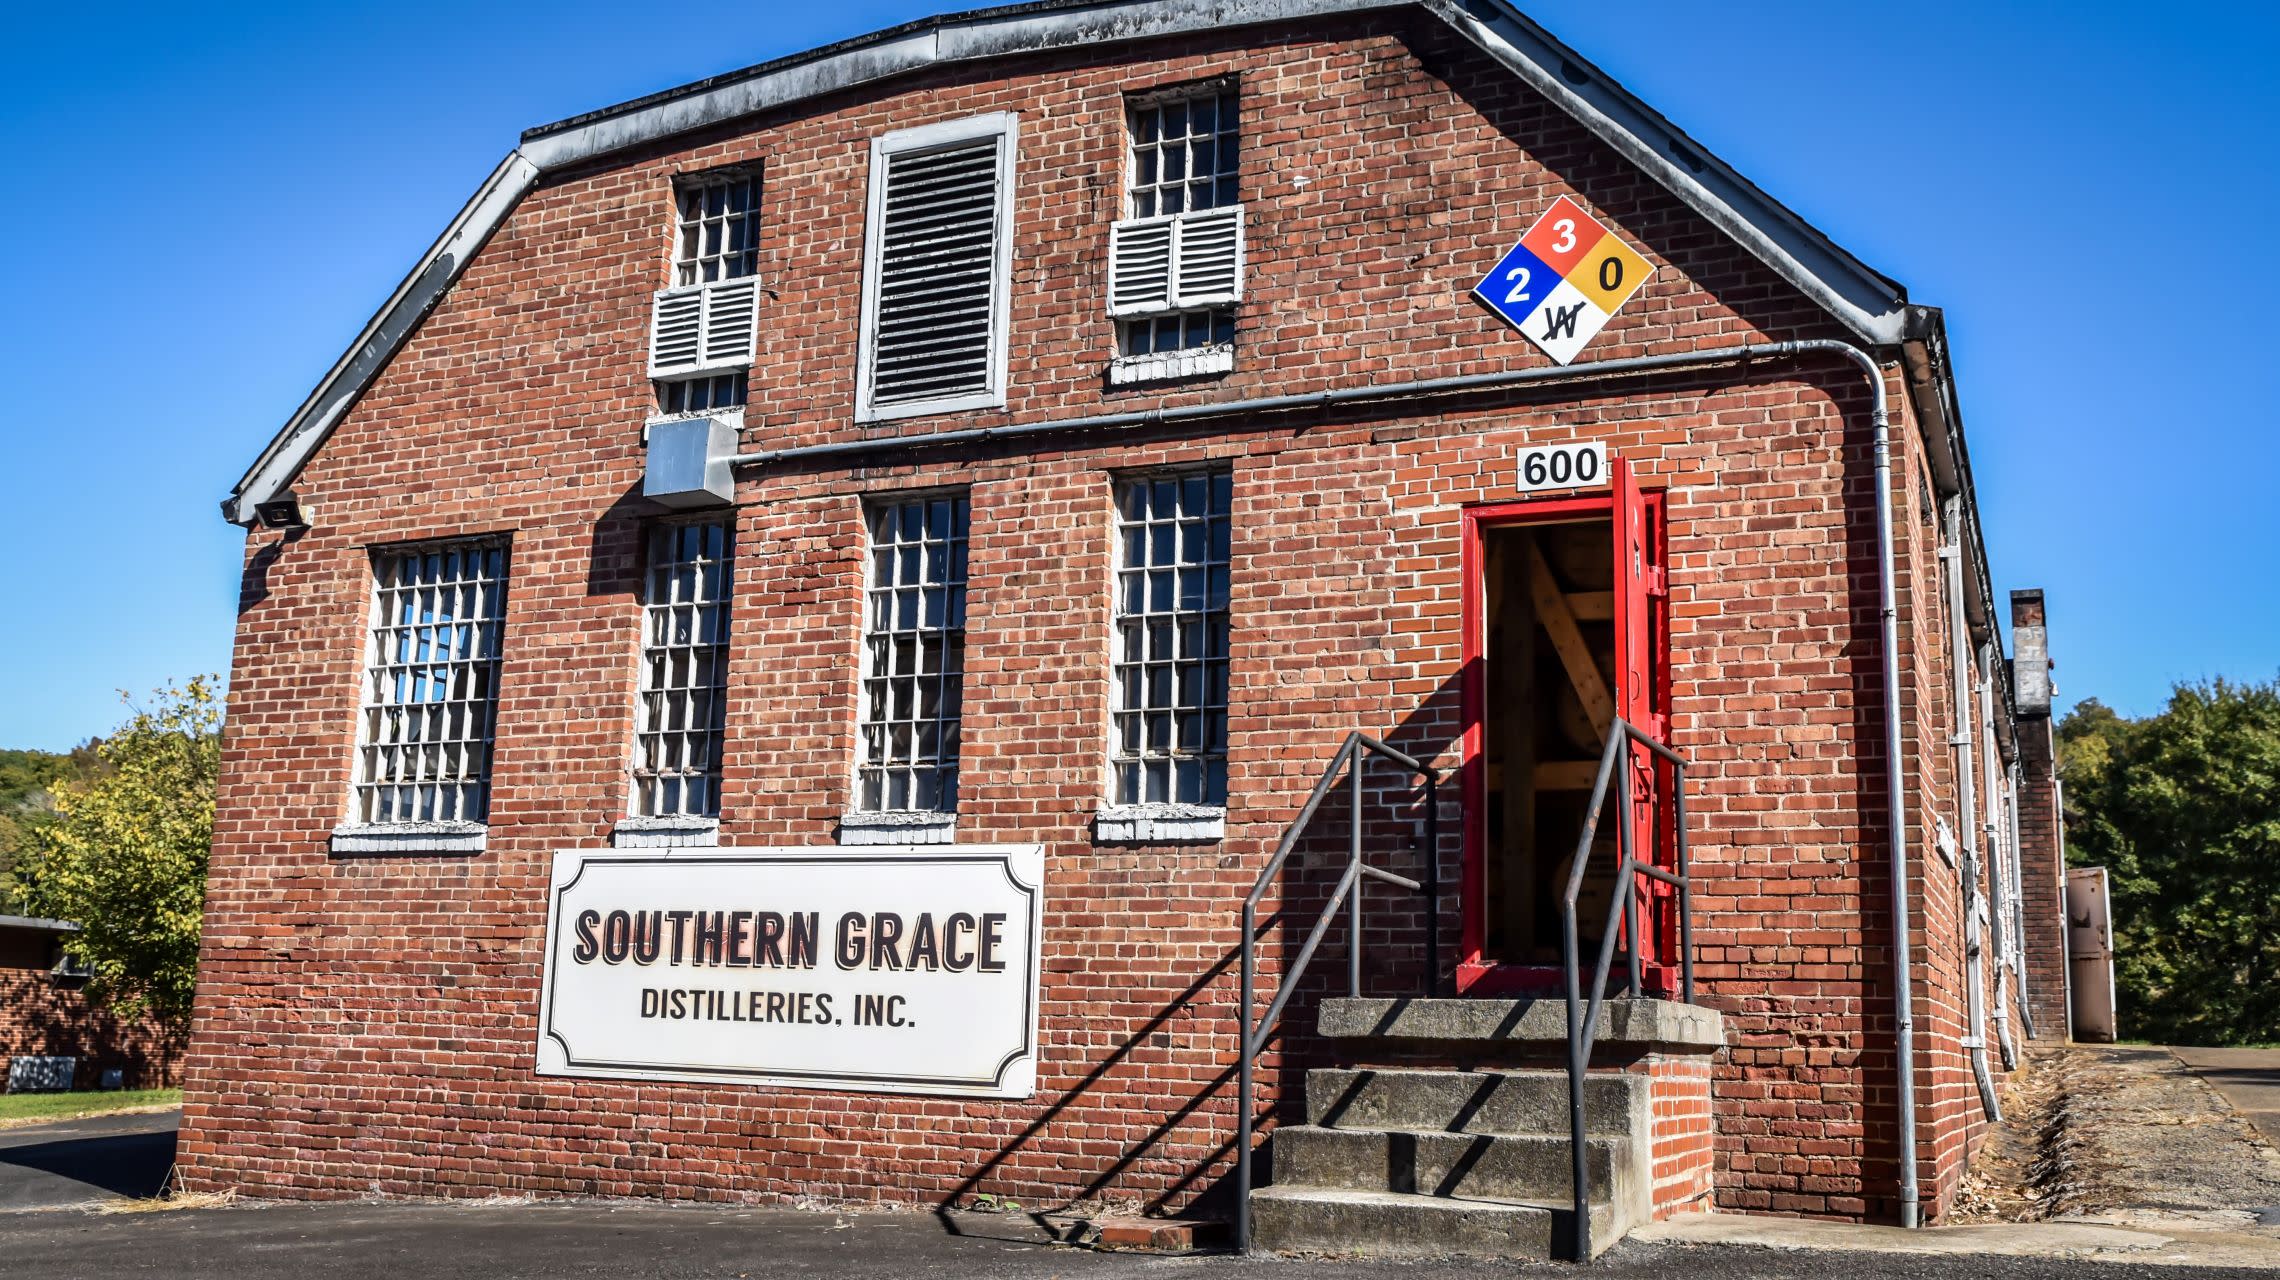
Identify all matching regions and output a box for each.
[536,845,1043,1097]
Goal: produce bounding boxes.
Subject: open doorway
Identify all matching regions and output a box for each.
[1478,516,1619,966]
[1459,463,1668,994]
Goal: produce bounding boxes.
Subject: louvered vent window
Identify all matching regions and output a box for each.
[632,521,733,819]
[1111,86,1242,371]
[650,168,762,390]
[858,116,1017,420]
[1112,470,1232,807]
[858,495,969,813]
[354,541,509,825]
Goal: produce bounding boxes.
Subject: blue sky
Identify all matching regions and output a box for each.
[0,2,2273,749]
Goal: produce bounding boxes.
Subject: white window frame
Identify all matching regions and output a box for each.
[333,537,510,855]
[1096,467,1232,845]
[844,491,971,847]
[623,518,735,833]
[854,112,1019,424]
[1109,83,1242,387]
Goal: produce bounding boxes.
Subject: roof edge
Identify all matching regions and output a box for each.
[1438,0,1907,346]
[223,152,541,526]
[518,0,1408,171]
[0,914,81,935]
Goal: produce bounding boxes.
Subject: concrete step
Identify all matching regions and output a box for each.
[1306,1066,1641,1136]
[1249,1185,1616,1260]
[1319,996,1724,1051]
[1272,1125,1632,1203]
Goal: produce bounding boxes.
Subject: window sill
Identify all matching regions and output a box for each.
[330,821,487,857]
[1108,344,1235,387]
[838,811,957,846]
[612,816,720,848]
[642,407,745,441]
[1094,804,1225,845]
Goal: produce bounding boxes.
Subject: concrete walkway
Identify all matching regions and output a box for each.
[2171,1046,2280,1148]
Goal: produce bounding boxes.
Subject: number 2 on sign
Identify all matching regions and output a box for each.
[1503,265,1533,307]
[1515,442,1608,493]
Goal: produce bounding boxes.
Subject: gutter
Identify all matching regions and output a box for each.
[1943,499,2003,1126]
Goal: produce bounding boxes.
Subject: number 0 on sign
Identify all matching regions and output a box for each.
[1515,443,1608,493]
[1473,196,1654,365]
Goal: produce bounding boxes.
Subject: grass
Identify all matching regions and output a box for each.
[0,1087,180,1127]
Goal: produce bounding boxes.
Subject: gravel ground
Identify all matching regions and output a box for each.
[1958,1044,2280,1231]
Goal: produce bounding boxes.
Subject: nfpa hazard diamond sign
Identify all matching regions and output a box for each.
[1473,196,1654,365]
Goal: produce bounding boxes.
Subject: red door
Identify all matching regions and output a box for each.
[1609,458,1656,868]
[1457,465,1673,995]
[1609,458,1673,979]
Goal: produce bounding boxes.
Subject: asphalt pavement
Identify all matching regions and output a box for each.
[0,1106,2273,1278]
[5,1199,2278,1280]
[2170,1047,2280,1148]
[0,1108,176,1211]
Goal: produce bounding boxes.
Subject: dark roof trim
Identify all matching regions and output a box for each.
[223,0,1916,525]
[0,915,81,936]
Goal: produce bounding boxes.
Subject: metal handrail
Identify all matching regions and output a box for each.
[1561,717,1695,1261]
[1235,731,1440,1254]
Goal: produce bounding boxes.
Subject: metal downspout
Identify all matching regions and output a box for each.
[1842,343,1923,1229]
[726,336,1923,1226]
[1942,502,2002,1124]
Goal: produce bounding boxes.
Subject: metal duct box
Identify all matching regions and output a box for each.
[644,416,736,509]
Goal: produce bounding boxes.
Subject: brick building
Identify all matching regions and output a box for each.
[1,916,175,1091]
[182,0,2071,1257]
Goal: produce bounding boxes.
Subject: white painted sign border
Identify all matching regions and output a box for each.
[535,844,1044,1098]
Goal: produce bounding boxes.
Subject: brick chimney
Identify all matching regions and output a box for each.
[2010,590,2070,1040]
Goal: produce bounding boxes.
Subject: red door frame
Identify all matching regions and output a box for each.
[1455,476,1672,996]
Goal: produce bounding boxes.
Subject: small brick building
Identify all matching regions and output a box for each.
[1,916,174,1091]
[182,0,2071,1252]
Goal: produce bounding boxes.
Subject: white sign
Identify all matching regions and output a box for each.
[536,845,1043,1098]
[1515,442,1609,493]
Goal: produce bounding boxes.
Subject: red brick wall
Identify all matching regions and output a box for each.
[1648,1054,1715,1216]
[181,13,1996,1222]
[2015,716,2069,1039]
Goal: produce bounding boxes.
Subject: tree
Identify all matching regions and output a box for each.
[2058,681,2280,1046]
[0,743,103,913]
[18,678,221,1036]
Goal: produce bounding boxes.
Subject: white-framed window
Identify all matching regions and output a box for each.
[657,371,747,418]
[649,167,762,389]
[631,520,734,820]
[856,114,1018,422]
[1111,469,1231,807]
[1110,84,1242,382]
[856,494,970,814]
[1128,84,1238,219]
[673,169,763,286]
[352,540,510,827]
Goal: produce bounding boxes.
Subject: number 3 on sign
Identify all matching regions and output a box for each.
[1516,442,1608,493]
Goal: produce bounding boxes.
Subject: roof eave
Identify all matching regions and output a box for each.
[1433,0,1908,348]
